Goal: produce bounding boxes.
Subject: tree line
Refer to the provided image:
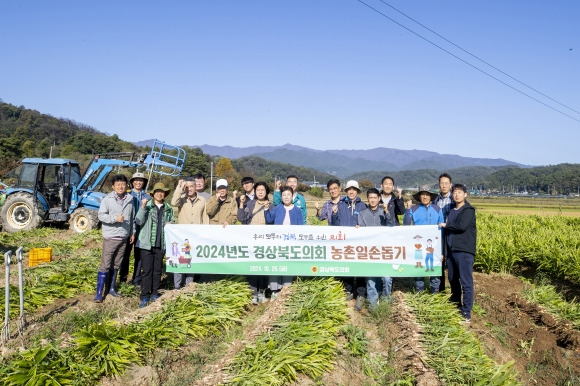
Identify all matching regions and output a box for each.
[2,101,579,195]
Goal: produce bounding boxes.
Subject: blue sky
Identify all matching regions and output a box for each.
[1,1,578,166]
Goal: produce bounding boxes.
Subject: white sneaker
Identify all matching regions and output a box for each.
[258,292,268,303]
[251,296,258,305]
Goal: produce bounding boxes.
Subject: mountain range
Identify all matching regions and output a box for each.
[151,143,524,179]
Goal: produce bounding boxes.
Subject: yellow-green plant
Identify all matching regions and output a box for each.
[405,292,519,385]
[477,213,580,284]
[226,278,348,385]
[0,278,251,384]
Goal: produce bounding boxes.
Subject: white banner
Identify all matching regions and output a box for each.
[164,224,442,277]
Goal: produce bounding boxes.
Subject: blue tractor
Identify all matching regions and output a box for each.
[0,140,185,233]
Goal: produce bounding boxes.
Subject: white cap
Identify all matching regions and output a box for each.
[216,178,228,189]
[344,180,361,192]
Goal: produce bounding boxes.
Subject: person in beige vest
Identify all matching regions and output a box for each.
[205,178,237,226]
[171,177,209,225]
[171,177,208,289]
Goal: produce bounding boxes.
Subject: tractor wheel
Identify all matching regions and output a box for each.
[70,208,99,233]
[0,192,43,233]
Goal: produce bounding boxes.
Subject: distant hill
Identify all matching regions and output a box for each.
[232,155,336,185]
[0,102,139,174]
[346,164,580,195]
[346,166,509,190]
[181,143,523,178]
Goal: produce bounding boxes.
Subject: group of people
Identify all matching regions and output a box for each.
[94,171,476,322]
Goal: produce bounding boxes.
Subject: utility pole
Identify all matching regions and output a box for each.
[210,161,214,195]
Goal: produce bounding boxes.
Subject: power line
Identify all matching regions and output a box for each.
[377,0,580,116]
[356,0,580,124]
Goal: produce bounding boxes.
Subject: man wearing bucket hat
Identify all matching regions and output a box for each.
[206,178,238,226]
[119,172,151,286]
[135,182,175,308]
[331,180,368,311]
[403,185,444,293]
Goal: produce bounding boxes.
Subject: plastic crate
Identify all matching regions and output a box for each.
[29,247,53,267]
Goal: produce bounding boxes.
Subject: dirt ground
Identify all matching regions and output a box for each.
[4,266,580,385]
[470,272,580,385]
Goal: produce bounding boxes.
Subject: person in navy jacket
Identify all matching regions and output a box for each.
[439,183,476,323]
[264,185,303,298]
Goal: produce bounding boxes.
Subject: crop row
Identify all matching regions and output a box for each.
[226,277,349,385]
[404,292,519,384]
[0,228,100,259]
[477,213,580,283]
[0,248,101,319]
[0,278,251,385]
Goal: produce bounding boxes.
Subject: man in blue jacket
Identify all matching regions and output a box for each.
[403,185,443,293]
[439,184,476,323]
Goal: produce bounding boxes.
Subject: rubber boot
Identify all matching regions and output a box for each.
[94,271,107,303]
[108,269,122,297]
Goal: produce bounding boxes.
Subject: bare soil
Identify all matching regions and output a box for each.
[4,254,580,385]
[470,272,580,385]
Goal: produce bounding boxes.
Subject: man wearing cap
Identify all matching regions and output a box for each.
[206,178,238,226]
[119,172,151,285]
[331,180,368,311]
[94,174,135,303]
[403,185,444,293]
[331,180,367,227]
[273,175,307,224]
[135,182,175,308]
[171,177,208,289]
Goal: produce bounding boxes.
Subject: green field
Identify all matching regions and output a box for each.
[469,196,580,216]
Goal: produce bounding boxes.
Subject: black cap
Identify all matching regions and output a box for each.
[241,176,254,184]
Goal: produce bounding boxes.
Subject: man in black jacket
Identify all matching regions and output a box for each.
[380,176,405,225]
[440,184,476,323]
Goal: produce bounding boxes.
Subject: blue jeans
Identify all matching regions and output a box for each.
[447,251,474,318]
[366,277,393,306]
[425,253,434,270]
[415,276,441,293]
